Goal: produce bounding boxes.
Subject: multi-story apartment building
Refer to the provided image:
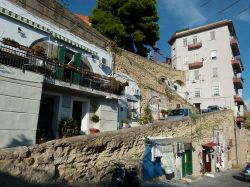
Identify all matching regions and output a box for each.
[168,20,245,125]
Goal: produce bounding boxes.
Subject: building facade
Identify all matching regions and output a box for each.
[0,0,122,148]
[168,20,245,126]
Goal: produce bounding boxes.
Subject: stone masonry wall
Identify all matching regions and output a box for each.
[115,50,193,111]
[0,110,243,186]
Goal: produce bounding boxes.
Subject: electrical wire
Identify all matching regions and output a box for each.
[218,0,241,14]
[199,0,211,8]
[237,4,250,16]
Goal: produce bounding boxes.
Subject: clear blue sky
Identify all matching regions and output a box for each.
[68,0,249,110]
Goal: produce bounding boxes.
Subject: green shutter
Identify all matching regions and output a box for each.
[56,46,66,80]
[73,52,81,84]
[182,154,186,177]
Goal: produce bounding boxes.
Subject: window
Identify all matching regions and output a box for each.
[211,50,217,60]
[194,70,199,80]
[212,86,220,96]
[194,88,201,98]
[212,68,218,78]
[210,31,215,40]
[183,38,187,47]
[193,36,197,44]
[172,48,175,56]
[183,56,188,64]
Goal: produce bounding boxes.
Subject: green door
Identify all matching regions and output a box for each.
[185,150,193,175]
[182,154,186,177]
[73,52,81,84]
[56,46,66,80]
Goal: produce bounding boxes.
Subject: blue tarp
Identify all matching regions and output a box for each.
[143,144,164,181]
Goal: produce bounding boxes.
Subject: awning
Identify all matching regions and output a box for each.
[202,142,217,148]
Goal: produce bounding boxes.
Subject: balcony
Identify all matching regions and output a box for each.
[233,76,243,89]
[188,61,203,70]
[188,41,202,50]
[0,41,123,95]
[230,37,240,56]
[234,95,244,105]
[236,116,245,123]
[231,57,243,73]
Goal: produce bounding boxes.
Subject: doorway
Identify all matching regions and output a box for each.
[194,103,201,112]
[37,97,55,141]
[72,101,83,133]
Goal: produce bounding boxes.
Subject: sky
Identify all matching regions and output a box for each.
[68,0,250,110]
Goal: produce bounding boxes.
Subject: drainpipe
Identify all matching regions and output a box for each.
[234,117,239,165]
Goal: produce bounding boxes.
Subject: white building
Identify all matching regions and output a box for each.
[114,73,141,128]
[0,0,121,148]
[168,20,245,125]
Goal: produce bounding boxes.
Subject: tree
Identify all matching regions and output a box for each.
[90,0,160,57]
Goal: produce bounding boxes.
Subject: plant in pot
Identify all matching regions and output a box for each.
[2,37,19,48]
[36,128,48,144]
[91,114,100,123]
[122,119,130,128]
[161,109,168,118]
[48,56,58,63]
[58,118,80,138]
[32,45,45,56]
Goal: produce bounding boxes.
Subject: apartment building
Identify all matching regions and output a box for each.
[168,20,245,125]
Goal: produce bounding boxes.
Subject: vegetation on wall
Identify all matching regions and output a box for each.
[36,128,48,144]
[91,0,160,57]
[58,118,80,137]
[91,114,100,123]
[139,104,153,125]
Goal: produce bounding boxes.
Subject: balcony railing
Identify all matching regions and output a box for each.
[234,95,244,105]
[230,36,240,56]
[188,41,202,50]
[188,61,203,70]
[233,76,243,89]
[231,57,243,73]
[0,41,123,95]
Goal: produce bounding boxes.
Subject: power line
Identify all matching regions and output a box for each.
[199,0,211,8]
[218,0,241,14]
[237,4,250,16]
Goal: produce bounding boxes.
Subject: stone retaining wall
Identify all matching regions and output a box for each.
[0,110,243,186]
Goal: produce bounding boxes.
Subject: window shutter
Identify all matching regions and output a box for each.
[56,46,66,80]
[73,52,82,84]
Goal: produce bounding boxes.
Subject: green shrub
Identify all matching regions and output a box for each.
[58,118,79,137]
[91,114,100,123]
[36,128,48,144]
[139,105,153,125]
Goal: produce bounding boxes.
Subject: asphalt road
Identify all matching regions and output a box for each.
[141,169,250,187]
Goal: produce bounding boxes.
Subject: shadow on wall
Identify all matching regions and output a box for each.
[6,135,33,148]
[0,171,69,187]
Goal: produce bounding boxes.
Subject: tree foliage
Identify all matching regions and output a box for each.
[90,0,160,57]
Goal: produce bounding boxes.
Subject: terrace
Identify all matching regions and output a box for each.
[0,41,124,95]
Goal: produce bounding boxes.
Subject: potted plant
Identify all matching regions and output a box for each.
[91,114,100,123]
[47,56,58,63]
[36,128,48,144]
[32,45,45,56]
[2,37,19,48]
[19,44,33,53]
[58,118,79,138]
[122,119,130,128]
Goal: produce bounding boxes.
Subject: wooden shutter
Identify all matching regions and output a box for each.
[56,46,66,80]
[73,52,82,84]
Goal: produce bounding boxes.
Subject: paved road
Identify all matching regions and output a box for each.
[141,169,250,187]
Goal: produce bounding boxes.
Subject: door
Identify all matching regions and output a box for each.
[182,154,186,177]
[37,97,55,141]
[72,101,82,133]
[194,103,201,112]
[185,150,193,175]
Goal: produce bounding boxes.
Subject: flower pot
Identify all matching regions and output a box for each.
[3,40,19,48]
[89,128,100,134]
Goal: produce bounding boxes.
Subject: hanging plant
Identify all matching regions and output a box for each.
[2,37,19,48]
[32,45,45,56]
[91,114,100,123]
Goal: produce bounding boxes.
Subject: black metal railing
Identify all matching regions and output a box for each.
[0,41,122,95]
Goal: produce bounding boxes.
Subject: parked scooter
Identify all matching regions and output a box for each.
[111,163,140,187]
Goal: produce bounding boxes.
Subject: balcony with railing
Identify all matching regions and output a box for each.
[188,61,203,70]
[234,95,244,105]
[188,41,202,50]
[230,36,240,56]
[231,56,243,73]
[0,41,123,95]
[233,75,243,89]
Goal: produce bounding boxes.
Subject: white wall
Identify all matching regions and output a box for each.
[171,25,237,110]
[0,0,113,76]
[0,65,43,148]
